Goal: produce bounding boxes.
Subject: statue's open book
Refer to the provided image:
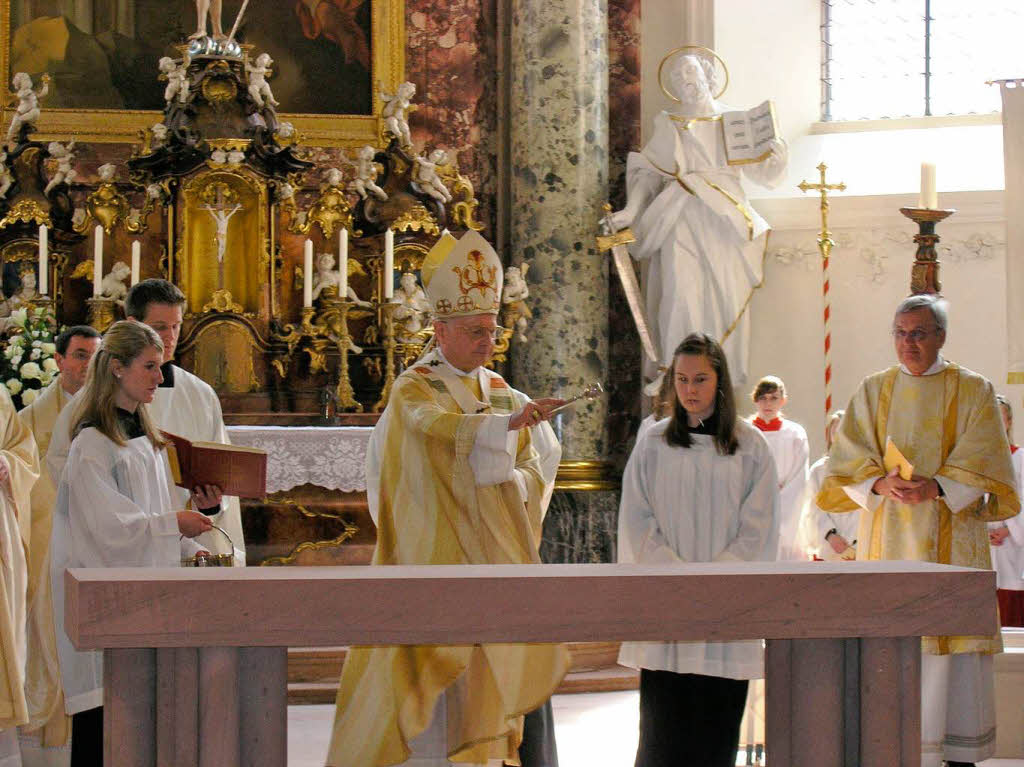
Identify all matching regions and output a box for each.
[721,100,778,166]
[162,431,268,499]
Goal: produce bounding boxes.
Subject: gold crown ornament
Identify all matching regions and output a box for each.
[421,230,502,317]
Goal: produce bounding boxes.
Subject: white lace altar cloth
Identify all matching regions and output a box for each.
[226,425,373,494]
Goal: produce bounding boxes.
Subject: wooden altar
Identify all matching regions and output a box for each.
[65,561,998,767]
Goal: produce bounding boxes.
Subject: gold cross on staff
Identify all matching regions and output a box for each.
[798,162,846,258]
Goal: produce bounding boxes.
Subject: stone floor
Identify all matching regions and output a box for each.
[287,691,1024,766]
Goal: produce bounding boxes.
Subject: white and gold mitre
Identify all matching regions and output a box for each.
[421,230,502,317]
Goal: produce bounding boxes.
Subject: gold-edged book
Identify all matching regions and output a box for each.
[883,437,914,481]
[162,431,267,499]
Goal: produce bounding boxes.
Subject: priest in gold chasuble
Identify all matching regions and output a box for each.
[818,295,1018,767]
[327,231,569,767]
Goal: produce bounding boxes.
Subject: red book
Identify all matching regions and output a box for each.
[162,430,267,499]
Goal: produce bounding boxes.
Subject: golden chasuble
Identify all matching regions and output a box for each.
[0,388,40,729]
[327,358,568,767]
[818,363,1018,654]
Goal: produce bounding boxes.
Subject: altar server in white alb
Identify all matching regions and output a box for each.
[48,280,244,563]
[54,321,216,766]
[618,332,779,767]
[989,395,1024,627]
[797,410,858,561]
[328,230,567,767]
[748,376,809,561]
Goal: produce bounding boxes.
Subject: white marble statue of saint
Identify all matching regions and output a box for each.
[501,263,532,343]
[43,140,76,196]
[393,271,431,342]
[609,52,788,386]
[100,261,132,305]
[0,151,12,200]
[345,146,387,201]
[246,53,279,110]
[414,149,452,204]
[159,57,190,106]
[380,81,415,147]
[311,252,371,307]
[192,0,224,39]
[5,73,48,142]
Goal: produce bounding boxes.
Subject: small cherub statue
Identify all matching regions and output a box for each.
[146,183,164,201]
[0,150,13,199]
[246,53,279,110]
[159,57,190,106]
[413,149,452,204]
[97,163,116,183]
[345,146,387,201]
[276,182,295,203]
[210,148,227,164]
[276,121,295,140]
[5,72,49,142]
[311,252,371,306]
[227,149,245,165]
[393,271,432,342]
[44,140,77,196]
[501,262,532,343]
[380,81,416,147]
[101,260,132,304]
[150,122,168,147]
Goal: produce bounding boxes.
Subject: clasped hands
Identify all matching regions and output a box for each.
[509,398,566,431]
[871,467,941,504]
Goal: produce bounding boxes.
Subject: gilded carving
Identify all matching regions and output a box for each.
[0,198,50,229]
[392,203,439,236]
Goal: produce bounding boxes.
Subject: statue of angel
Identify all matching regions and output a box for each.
[44,140,76,196]
[150,122,169,148]
[210,149,227,164]
[159,57,190,106]
[5,73,49,142]
[276,182,295,203]
[226,149,245,165]
[101,261,132,304]
[0,150,13,199]
[146,183,165,201]
[380,81,415,147]
[97,163,117,182]
[501,262,532,343]
[393,271,432,342]
[246,53,279,110]
[345,146,387,201]
[413,149,452,204]
[311,252,371,307]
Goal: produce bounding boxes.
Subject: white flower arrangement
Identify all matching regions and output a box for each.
[0,306,58,409]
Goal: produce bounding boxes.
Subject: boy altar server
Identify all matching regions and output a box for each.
[327,230,568,767]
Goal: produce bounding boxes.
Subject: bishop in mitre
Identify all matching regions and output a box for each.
[818,295,1018,767]
[327,230,569,767]
[0,386,41,765]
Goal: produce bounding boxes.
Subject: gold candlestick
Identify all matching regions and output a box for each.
[86,296,117,332]
[372,302,399,413]
[899,207,955,295]
[324,300,363,412]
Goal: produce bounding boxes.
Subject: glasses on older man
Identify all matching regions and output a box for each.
[458,325,507,343]
[892,326,940,343]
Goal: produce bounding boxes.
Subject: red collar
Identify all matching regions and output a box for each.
[1012,445,1019,454]
[753,417,783,432]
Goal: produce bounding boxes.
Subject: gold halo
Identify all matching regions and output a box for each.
[657,45,729,102]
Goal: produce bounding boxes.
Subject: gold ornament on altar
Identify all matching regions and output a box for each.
[284,168,358,239]
[73,164,156,235]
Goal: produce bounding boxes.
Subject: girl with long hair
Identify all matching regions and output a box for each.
[53,321,217,766]
[618,333,779,767]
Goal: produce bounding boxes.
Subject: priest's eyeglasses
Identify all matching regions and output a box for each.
[892,326,939,343]
[459,325,507,343]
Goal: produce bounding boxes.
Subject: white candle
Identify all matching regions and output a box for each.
[130,241,140,286]
[93,225,103,297]
[38,225,47,296]
[338,228,348,298]
[383,228,394,300]
[303,239,313,308]
[919,162,937,209]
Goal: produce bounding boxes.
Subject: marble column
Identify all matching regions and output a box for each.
[509,0,609,461]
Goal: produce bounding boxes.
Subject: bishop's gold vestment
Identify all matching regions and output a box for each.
[818,363,1018,654]
[17,378,71,745]
[0,387,40,730]
[327,358,569,767]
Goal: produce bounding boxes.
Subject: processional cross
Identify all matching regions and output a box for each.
[200,184,241,290]
[798,162,846,438]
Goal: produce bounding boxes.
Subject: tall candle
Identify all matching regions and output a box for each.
[38,225,47,295]
[338,228,348,298]
[383,228,394,300]
[93,225,103,297]
[919,162,937,209]
[130,241,141,286]
[303,239,313,307]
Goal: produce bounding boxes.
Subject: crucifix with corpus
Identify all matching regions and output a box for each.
[200,183,242,291]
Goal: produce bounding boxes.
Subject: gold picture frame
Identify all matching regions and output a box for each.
[0,0,404,146]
